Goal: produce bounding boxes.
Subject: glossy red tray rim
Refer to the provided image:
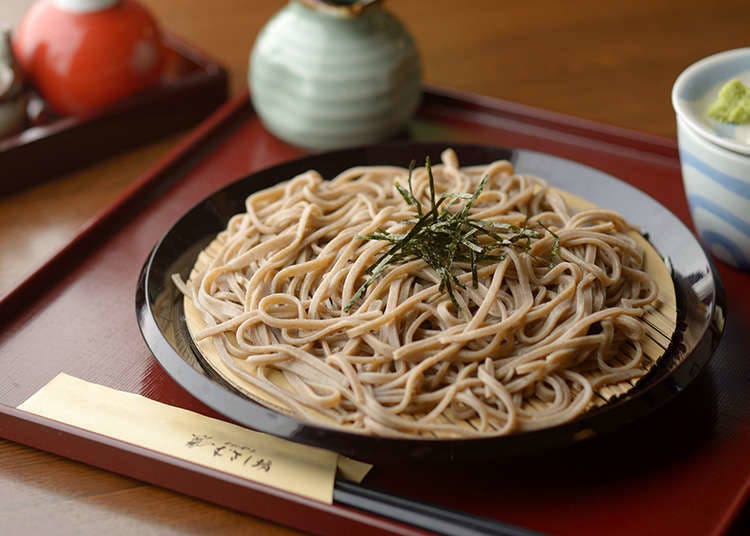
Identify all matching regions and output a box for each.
[0,34,228,197]
[0,34,225,152]
[0,405,426,535]
[0,86,743,535]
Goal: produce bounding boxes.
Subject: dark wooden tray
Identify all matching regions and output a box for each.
[0,35,228,195]
[1,87,748,536]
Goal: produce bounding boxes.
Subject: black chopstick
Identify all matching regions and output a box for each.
[334,480,546,536]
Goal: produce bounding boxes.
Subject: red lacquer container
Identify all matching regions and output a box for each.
[13,0,165,117]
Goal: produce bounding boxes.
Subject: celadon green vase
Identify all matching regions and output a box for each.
[249,0,421,151]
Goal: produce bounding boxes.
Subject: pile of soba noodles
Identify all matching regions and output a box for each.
[176,149,659,438]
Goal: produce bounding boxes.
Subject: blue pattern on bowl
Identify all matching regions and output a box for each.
[676,115,750,270]
[686,193,750,239]
[699,230,750,270]
[679,150,750,199]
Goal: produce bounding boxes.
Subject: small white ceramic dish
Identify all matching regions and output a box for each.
[673,48,750,270]
[672,48,750,156]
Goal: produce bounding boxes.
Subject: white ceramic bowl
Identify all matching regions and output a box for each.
[672,48,750,270]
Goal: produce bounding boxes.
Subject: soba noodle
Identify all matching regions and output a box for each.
[176,149,660,437]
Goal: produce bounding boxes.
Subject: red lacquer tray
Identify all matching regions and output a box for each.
[1,87,748,536]
[0,35,228,195]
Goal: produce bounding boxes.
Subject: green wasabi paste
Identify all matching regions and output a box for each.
[708,79,750,124]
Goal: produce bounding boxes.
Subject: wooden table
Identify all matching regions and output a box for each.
[0,1,746,533]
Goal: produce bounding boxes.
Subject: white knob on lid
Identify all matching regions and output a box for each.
[52,0,119,13]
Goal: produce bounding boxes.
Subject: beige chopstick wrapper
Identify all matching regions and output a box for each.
[18,373,371,504]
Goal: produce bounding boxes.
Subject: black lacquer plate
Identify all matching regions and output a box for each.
[136,142,725,463]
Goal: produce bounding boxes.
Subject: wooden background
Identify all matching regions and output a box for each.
[0,0,747,533]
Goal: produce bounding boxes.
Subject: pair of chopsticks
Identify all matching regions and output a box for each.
[334,479,544,536]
